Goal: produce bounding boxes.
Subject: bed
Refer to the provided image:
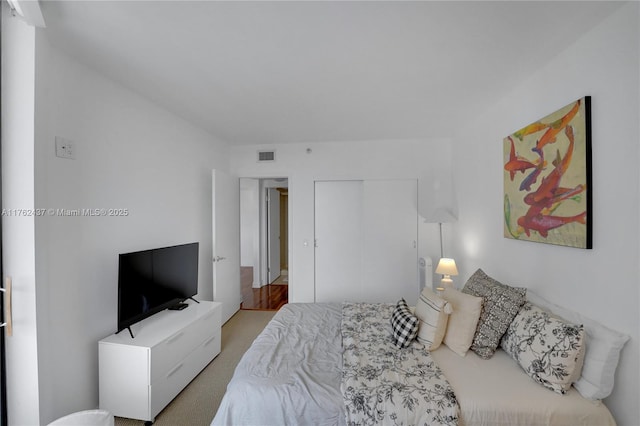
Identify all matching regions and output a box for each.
[212,270,625,426]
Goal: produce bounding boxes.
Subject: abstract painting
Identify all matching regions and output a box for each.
[503,96,592,249]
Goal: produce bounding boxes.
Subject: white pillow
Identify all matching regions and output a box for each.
[414,288,452,350]
[526,290,629,400]
[441,287,483,356]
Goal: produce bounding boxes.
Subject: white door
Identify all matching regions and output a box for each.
[267,188,281,284]
[314,180,364,302]
[314,179,418,303]
[212,169,241,324]
[363,179,418,302]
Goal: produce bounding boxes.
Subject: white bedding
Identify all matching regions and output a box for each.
[431,345,615,426]
[213,303,616,426]
[212,303,345,426]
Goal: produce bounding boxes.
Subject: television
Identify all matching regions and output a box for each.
[117,242,199,336]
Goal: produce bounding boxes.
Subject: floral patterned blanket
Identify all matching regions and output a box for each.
[341,302,459,426]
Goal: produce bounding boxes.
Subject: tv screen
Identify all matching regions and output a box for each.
[118,242,199,333]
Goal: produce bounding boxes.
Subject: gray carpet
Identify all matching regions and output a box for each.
[114,309,276,426]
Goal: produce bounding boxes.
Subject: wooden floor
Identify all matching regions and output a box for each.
[240,267,288,311]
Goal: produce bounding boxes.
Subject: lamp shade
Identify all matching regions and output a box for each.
[436,258,458,276]
[423,207,457,224]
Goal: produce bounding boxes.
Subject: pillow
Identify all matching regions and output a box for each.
[413,288,453,350]
[501,302,586,394]
[441,287,483,356]
[390,298,419,348]
[462,269,526,359]
[526,290,629,400]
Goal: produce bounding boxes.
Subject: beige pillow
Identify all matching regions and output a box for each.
[441,287,483,356]
[414,288,452,350]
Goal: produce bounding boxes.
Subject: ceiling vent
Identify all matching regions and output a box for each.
[257,150,276,162]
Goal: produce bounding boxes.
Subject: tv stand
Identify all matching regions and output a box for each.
[99,300,221,422]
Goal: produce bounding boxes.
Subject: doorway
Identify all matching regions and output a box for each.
[239,178,289,310]
[268,187,288,283]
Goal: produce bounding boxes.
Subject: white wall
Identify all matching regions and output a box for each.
[231,138,456,302]
[1,6,41,425]
[32,36,230,423]
[451,3,639,424]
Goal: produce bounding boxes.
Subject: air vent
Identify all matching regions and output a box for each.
[257,150,276,162]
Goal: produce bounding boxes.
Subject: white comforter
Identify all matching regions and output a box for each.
[212,303,345,426]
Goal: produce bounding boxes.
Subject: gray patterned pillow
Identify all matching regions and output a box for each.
[462,269,526,358]
[501,302,585,394]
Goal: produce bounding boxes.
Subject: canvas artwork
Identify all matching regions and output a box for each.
[503,97,592,249]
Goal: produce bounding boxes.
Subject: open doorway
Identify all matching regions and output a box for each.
[239,178,289,310]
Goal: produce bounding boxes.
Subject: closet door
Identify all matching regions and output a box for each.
[314,181,363,302]
[363,179,418,302]
[314,179,418,303]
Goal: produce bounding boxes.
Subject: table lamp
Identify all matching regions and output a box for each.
[435,258,458,292]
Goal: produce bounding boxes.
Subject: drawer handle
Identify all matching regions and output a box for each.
[167,332,184,344]
[166,362,184,378]
[204,335,217,346]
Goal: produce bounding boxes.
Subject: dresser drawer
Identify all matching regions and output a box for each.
[150,332,220,418]
[150,307,220,383]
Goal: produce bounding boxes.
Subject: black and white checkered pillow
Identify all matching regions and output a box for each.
[390,298,419,348]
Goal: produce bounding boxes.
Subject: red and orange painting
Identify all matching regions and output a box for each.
[503,97,592,249]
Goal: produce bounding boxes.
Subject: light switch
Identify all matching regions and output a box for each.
[55,136,76,159]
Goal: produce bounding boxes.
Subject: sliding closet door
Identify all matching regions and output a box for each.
[363,179,418,302]
[314,181,364,302]
[314,179,418,303]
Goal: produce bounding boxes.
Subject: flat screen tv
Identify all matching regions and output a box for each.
[117,242,199,336]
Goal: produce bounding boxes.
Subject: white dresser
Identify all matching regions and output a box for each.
[99,300,222,422]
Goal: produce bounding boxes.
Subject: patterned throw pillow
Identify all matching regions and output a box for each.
[501,302,586,394]
[462,269,526,359]
[527,289,629,400]
[390,299,419,348]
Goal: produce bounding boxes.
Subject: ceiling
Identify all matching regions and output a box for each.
[39,1,622,145]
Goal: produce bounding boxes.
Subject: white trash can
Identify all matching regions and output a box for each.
[48,409,113,426]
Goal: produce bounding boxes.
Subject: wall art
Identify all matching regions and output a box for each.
[503,96,592,249]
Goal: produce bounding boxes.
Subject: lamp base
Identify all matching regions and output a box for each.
[440,275,453,289]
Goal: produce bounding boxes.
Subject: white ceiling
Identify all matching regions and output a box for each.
[39,1,622,145]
